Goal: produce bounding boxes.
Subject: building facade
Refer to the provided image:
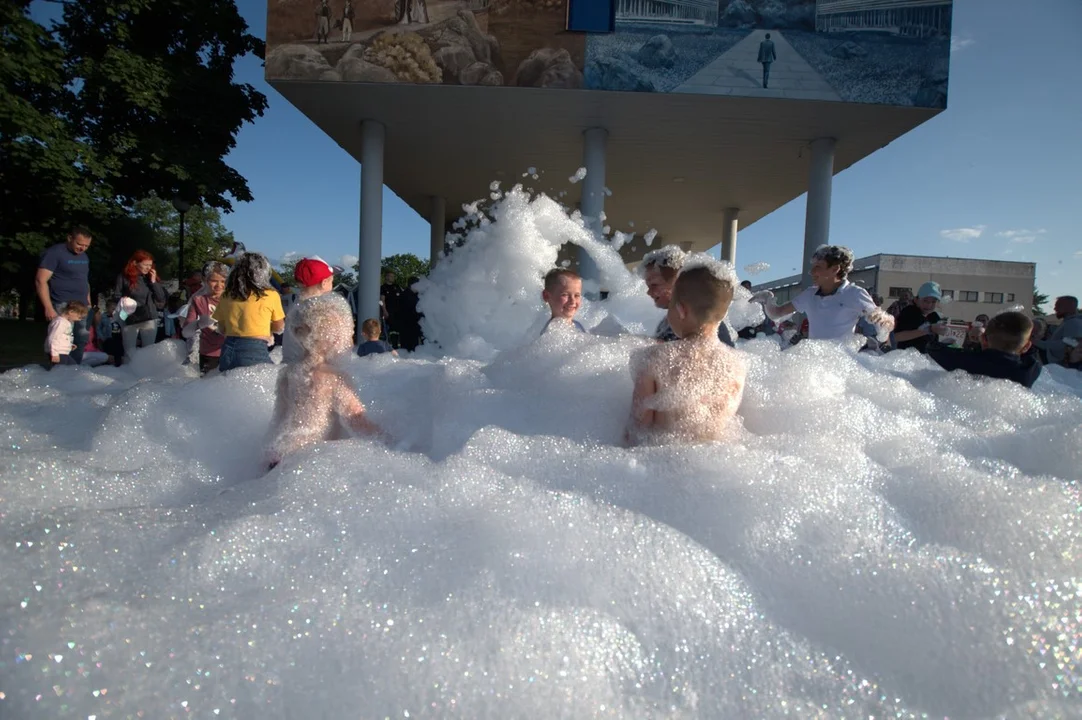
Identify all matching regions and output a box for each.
[752,254,1036,322]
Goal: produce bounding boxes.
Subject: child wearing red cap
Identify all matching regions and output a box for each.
[266,293,384,470]
[282,256,338,364]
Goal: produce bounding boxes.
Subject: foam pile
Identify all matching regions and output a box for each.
[1,190,1081,719]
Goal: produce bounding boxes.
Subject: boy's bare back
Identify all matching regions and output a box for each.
[627,336,746,446]
[268,365,373,462]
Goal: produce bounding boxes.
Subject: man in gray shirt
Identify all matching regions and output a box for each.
[36,227,93,362]
[1036,295,1081,365]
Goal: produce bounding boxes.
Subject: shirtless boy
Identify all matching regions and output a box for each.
[625,261,747,446]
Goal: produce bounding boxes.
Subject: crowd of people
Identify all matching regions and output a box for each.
[34,226,1082,470]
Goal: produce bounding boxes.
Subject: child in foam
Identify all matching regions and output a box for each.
[892,282,949,353]
[640,246,736,347]
[212,253,285,372]
[182,262,228,375]
[266,294,384,470]
[751,245,894,343]
[282,256,337,364]
[45,301,89,368]
[625,261,748,447]
[358,318,398,357]
[928,311,1043,388]
[540,268,586,334]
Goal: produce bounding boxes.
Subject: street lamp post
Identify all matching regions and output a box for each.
[172,198,192,285]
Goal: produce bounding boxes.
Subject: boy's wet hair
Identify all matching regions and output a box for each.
[811,245,855,279]
[985,311,1033,353]
[671,266,734,325]
[63,301,89,319]
[292,294,355,360]
[361,318,382,337]
[543,268,581,292]
[225,252,273,301]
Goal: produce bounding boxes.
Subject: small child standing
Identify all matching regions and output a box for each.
[45,301,89,368]
[541,268,586,334]
[357,318,398,357]
[928,311,1043,388]
[625,262,747,446]
[266,294,384,470]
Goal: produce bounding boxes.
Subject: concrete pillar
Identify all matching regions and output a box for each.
[429,195,445,267]
[578,127,608,293]
[720,207,739,265]
[358,120,384,334]
[800,137,836,289]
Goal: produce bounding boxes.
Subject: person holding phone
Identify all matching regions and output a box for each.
[114,249,167,363]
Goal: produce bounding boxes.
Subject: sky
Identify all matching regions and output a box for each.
[52,0,1082,300]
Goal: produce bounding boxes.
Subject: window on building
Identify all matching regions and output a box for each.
[888,287,912,299]
[985,292,1004,304]
[567,0,615,32]
[959,291,979,302]
[941,289,954,300]
[1007,293,1015,302]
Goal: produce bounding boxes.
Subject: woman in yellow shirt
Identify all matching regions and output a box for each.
[213,252,285,371]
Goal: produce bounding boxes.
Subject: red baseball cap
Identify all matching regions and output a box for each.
[294,256,334,287]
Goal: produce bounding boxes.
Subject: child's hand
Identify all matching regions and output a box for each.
[197,315,217,330]
[749,290,774,305]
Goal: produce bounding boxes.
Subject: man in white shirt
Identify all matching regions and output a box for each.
[751,245,894,342]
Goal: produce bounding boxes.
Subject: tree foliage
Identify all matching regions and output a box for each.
[0,0,265,317]
[1033,290,1050,317]
[130,195,235,281]
[378,253,430,285]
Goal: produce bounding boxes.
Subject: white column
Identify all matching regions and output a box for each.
[359,120,384,334]
[429,195,445,267]
[801,138,835,289]
[579,127,608,293]
[720,207,739,265]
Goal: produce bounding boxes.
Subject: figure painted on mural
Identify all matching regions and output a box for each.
[396,0,430,26]
[315,0,331,44]
[342,0,355,42]
[757,33,777,89]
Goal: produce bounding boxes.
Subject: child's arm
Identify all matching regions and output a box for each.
[331,372,385,439]
[45,320,67,360]
[630,369,658,429]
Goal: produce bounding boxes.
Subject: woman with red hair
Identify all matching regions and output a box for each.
[113,250,167,363]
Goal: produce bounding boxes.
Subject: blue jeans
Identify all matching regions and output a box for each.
[218,337,272,372]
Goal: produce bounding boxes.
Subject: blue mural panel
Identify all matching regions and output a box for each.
[584,0,953,108]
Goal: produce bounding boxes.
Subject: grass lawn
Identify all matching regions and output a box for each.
[0,318,47,371]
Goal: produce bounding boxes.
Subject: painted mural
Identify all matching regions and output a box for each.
[586,0,952,106]
[265,0,586,89]
[265,0,952,109]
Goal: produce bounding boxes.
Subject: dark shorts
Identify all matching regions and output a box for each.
[48,354,77,368]
[199,354,221,375]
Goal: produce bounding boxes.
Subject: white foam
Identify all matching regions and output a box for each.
[1,187,1080,719]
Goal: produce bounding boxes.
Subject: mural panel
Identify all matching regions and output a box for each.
[585,0,952,106]
[266,0,586,89]
[265,0,952,109]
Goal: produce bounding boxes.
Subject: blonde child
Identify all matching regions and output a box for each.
[358,318,398,357]
[266,293,384,470]
[45,301,89,368]
[541,268,585,334]
[625,262,747,446]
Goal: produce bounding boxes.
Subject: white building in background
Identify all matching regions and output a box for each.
[615,0,718,25]
[751,254,1036,323]
[816,0,953,37]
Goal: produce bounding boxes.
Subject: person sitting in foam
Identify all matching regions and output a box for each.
[266,293,385,471]
[750,245,894,342]
[541,268,586,334]
[625,260,747,447]
[928,311,1042,388]
[640,245,736,347]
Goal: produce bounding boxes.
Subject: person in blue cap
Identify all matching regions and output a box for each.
[892,281,948,352]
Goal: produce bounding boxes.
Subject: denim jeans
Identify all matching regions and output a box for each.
[218,337,272,372]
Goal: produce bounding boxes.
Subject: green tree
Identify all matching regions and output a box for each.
[58,0,268,211]
[377,253,430,286]
[130,195,235,281]
[1033,290,1050,316]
